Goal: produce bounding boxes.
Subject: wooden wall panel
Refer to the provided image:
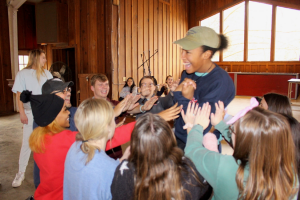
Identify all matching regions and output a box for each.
[111,0,188,99]
[0,0,14,115]
[18,4,37,50]
[217,62,300,74]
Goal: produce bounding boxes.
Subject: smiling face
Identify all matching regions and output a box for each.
[56,103,70,128]
[166,77,173,87]
[91,80,110,99]
[140,78,156,98]
[181,47,212,74]
[39,53,47,67]
[127,79,133,87]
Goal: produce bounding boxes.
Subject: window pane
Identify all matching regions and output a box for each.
[19,64,26,71]
[248,1,272,61]
[201,13,220,61]
[24,55,29,65]
[19,55,23,65]
[223,2,245,61]
[275,7,300,61]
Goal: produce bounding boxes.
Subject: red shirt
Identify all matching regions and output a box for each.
[34,122,136,200]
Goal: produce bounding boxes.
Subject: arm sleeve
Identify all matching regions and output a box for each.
[215,121,232,143]
[119,87,127,98]
[159,92,174,109]
[105,122,136,151]
[184,125,222,189]
[156,86,165,96]
[12,71,25,93]
[111,161,134,200]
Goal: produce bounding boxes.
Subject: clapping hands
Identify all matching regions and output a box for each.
[181,101,211,130]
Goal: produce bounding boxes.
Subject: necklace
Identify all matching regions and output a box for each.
[194,63,215,83]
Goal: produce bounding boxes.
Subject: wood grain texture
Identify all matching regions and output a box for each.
[0,0,14,115]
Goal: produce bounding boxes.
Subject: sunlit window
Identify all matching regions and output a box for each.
[201,13,220,62]
[223,2,245,61]
[19,55,29,70]
[248,1,272,61]
[275,6,300,61]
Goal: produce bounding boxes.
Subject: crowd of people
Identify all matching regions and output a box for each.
[10,26,299,200]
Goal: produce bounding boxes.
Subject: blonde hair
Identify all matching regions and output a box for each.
[29,120,65,153]
[24,49,46,82]
[74,98,114,164]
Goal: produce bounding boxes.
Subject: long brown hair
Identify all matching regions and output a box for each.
[234,107,298,200]
[263,93,292,116]
[129,113,202,200]
[24,49,46,82]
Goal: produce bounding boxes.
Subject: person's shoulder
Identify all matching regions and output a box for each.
[69,106,78,114]
[115,160,134,175]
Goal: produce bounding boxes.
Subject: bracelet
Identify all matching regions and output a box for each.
[140,105,146,113]
[183,123,194,130]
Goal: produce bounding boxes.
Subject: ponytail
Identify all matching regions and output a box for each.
[76,132,102,165]
[202,34,228,57]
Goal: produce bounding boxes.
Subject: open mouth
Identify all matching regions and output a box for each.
[183,62,191,70]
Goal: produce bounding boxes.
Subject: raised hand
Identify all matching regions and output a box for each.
[194,102,211,130]
[182,82,195,100]
[114,96,129,117]
[157,103,182,121]
[181,101,198,125]
[210,101,225,126]
[123,94,141,112]
[142,96,159,111]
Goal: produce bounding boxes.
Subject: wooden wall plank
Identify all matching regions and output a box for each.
[88,0,97,73]
[132,0,138,83]
[125,0,132,78]
[172,0,177,79]
[162,4,167,83]
[158,2,163,84]
[153,0,159,82]
[119,0,126,92]
[137,0,144,81]
[112,5,119,100]
[80,0,88,73]
[0,0,14,114]
[166,5,170,77]
[149,0,154,77]
[97,0,105,74]
[144,0,149,76]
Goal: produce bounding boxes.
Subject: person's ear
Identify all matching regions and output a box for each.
[203,50,212,60]
[91,85,95,92]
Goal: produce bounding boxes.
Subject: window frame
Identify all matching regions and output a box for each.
[199,0,300,62]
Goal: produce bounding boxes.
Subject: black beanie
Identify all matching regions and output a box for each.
[20,90,64,127]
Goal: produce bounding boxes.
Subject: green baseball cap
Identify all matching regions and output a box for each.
[174,26,220,50]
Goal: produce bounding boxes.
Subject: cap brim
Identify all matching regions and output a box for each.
[55,81,74,91]
[173,37,202,50]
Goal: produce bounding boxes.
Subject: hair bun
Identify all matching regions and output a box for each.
[20,90,32,103]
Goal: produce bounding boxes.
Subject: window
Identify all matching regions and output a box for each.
[201,13,220,61]
[248,1,272,61]
[198,0,300,62]
[19,55,29,70]
[223,2,245,61]
[275,6,300,61]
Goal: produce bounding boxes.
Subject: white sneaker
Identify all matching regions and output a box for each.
[12,172,25,187]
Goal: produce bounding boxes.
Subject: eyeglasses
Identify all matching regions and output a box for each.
[141,83,155,87]
[52,87,71,94]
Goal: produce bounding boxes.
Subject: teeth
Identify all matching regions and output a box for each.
[183,63,190,65]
